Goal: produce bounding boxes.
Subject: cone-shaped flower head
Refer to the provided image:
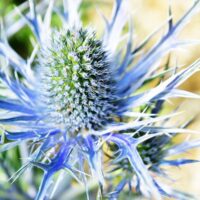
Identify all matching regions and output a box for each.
[38,28,116,133]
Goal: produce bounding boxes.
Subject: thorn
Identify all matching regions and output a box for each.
[168,0,173,32]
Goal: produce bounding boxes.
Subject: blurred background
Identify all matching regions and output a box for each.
[0,0,200,199]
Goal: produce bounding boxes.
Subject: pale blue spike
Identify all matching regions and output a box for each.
[0,140,22,153]
[160,159,199,166]
[106,134,162,199]
[117,1,200,94]
[35,172,53,200]
[166,139,200,157]
[0,42,28,78]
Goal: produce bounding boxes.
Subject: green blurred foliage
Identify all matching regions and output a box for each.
[1,0,32,59]
[9,26,33,59]
[0,0,26,16]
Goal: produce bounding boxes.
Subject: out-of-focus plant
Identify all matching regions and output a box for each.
[0,0,200,200]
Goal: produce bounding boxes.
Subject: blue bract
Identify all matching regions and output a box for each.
[0,0,200,200]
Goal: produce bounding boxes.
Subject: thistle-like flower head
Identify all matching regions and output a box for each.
[0,0,200,200]
[38,28,116,133]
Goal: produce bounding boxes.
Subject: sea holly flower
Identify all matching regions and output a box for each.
[0,0,200,199]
